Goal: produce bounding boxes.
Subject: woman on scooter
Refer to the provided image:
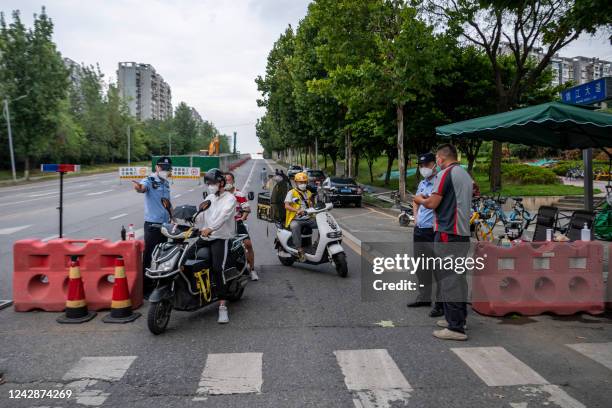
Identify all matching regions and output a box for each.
[196,168,237,324]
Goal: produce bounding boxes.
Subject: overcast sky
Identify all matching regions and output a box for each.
[2,1,610,153]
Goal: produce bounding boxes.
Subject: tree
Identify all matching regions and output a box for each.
[173,102,199,154]
[428,0,612,190]
[0,8,69,178]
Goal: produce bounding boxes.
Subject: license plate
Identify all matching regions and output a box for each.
[341,188,351,193]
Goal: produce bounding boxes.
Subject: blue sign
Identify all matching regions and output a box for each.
[561,77,609,105]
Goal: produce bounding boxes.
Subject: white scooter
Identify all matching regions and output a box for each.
[275,202,348,277]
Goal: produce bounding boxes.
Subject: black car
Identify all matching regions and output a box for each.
[306,169,326,191]
[319,177,363,207]
[287,165,303,179]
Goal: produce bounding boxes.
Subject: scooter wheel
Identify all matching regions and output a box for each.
[279,256,295,266]
[333,252,348,278]
[147,299,172,335]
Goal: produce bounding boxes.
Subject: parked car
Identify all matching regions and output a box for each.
[319,177,363,207]
[306,169,326,192]
[287,165,303,179]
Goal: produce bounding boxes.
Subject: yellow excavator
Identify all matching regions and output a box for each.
[208,136,220,155]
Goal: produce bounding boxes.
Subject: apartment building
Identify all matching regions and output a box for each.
[117,62,173,121]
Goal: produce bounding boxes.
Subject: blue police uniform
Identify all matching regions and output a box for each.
[415,178,434,229]
[140,174,171,223]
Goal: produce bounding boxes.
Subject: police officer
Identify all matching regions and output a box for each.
[408,152,443,317]
[132,157,172,298]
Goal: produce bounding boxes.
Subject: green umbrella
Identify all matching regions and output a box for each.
[436,102,612,149]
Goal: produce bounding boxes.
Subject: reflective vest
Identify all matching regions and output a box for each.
[285,188,312,228]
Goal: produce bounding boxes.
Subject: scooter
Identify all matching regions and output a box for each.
[145,197,249,335]
[275,202,348,277]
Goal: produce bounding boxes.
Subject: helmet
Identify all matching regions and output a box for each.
[294,172,308,183]
[204,168,225,185]
[156,156,173,171]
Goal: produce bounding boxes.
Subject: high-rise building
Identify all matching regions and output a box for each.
[117,62,172,121]
[190,107,203,124]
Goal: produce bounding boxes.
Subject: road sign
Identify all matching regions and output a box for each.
[560,77,610,105]
[40,164,81,238]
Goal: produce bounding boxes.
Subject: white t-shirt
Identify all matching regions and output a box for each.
[195,191,237,240]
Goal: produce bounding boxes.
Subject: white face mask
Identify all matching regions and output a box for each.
[297,183,307,190]
[158,170,169,180]
[419,167,433,178]
[225,183,234,191]
[208,184,219,195]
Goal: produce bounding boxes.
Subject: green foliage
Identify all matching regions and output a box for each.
[501,163,559,185]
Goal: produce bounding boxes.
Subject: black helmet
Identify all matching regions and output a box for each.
[204,168,225,185]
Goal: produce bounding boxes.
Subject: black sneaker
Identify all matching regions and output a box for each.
[407,301,431,308]
[429,308,444,317]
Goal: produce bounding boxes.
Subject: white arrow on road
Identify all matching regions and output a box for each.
[0,225,31,235]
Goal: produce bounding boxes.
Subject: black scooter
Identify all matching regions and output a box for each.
[145,196,249,334]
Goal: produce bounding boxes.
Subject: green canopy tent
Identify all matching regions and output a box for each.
[436,101,612,210]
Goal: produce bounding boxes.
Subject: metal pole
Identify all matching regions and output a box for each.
[233,131,237,154]
[4,99,17,182]
[127,125,131,167]
[315,136,319,169]
[583,148,593,211]
[169,135,172,155]
[59,171,64,238]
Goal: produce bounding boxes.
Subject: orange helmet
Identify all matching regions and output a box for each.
[294,172,308,182]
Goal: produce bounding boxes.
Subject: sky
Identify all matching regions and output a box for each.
[1,1,610,154]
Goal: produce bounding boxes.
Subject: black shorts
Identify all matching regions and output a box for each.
[236,220,250,238]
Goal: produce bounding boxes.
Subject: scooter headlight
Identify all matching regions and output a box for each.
[327,231,342,239]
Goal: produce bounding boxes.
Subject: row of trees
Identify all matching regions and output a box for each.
[255,0,610,197]
[0,8,228,179]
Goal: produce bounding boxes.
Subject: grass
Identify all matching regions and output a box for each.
[0,161,150,185]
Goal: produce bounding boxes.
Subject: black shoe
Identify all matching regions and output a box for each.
[429,308,444,317]
[407,301,431,308]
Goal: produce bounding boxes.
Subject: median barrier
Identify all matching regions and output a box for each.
[472,241,605,316]
[13,239,143,312]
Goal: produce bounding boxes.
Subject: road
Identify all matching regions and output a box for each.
[0,158,611,407]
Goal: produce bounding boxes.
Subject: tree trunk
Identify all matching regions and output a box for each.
[490,141,502,192]
[24,156,30,180]
[385,153,394,186]
[397,104,406,202]
[368,158,374,183]
[324,152,327,170]
[354,151,360,178]
[346,129,353,177]
[467,154,476,174]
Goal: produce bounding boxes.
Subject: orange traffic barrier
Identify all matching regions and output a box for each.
[472,241,605,316]
[103,257,141,323]
[57,257,96,324]
[13,239,143,312]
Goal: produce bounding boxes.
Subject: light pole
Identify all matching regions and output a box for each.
[168,134,172,155]
[127,125,131,167]
[3,94,27,182]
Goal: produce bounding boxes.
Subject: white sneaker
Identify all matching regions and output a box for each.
[217,305,229,324]
[436,320,467,330]
[250,269,259,281]
[433,328,468,341]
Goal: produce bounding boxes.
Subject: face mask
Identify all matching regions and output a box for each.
[208,184,219,195]
[158,170,169,180]
[419,167,433,178]
[225,183,234,191]
[297,183,307,191]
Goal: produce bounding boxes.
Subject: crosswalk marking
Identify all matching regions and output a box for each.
[335,349,412,408]
[194,352,263,399]
[0,224,31,235]
[451,347,547,386]
[63,356,136,406]
[567,342,612,371]
[453,347,585,408]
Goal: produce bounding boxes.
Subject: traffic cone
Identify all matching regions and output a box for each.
[57,256,97,324]
[102,257,141,323]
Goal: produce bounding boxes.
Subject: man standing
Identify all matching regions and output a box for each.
[408,152,443,318]
[260,166,268,189]
[132,156,172,298]
[414,144,473,341]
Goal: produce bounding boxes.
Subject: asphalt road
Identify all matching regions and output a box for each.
[0,159,610,408]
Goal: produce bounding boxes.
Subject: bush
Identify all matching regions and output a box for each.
[501,163,559,185]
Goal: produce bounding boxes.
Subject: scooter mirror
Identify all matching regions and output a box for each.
[161,197,173,218]
[202,191,208,200]
[248,191,255,201]
[199,200,211,212]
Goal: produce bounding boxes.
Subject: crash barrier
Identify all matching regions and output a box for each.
[472,241,605,316]
[13,239,143,312]
[256,192,273,222]
[118,166,201,183]
[608,243,612,310]
[228,156,250,171]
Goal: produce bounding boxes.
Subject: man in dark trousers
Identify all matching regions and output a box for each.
[408,152,443,317]
[414,144,473,341]
[132,156,172,298]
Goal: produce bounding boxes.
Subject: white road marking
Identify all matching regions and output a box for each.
[241,160,257,191]
[174,194,182,198]
[451,347,547,386]
[27,190,57,197]
[453,347,586,408]
[194,352,263,399]
[86,189,113,196]
[567,342,612,371]
[135,228,144,239]
[0,224,31,235]
[63,356,137,407]
[188,188,194,192]
[335,349,412,408]
[109,213,128,220]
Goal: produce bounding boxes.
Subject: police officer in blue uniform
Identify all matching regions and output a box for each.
[408,152,443,317]
[132,157,172,298]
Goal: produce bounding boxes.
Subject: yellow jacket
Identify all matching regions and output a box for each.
[285,188,312,228]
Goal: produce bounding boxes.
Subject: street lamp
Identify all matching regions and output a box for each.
[3,94,27,182]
